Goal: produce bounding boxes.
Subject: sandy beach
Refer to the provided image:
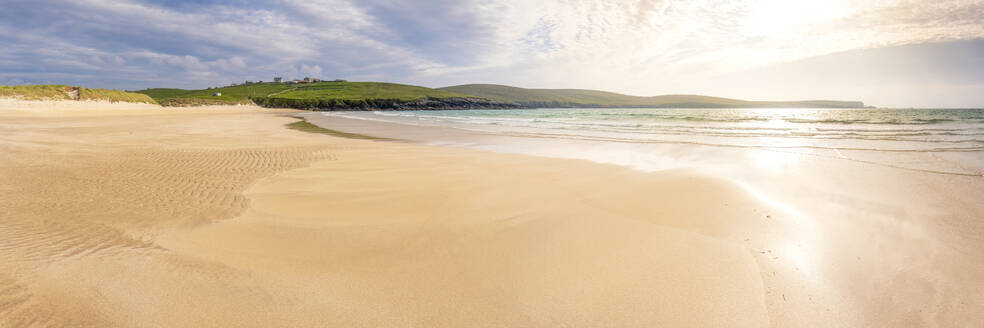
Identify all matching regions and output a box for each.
[1,101,982,327]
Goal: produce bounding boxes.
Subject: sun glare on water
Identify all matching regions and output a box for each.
[751,149,801,173]
[750,117,805,174]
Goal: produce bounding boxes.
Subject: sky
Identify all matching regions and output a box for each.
[1,0,982,107]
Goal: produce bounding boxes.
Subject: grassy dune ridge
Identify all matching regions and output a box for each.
[439,84,865,108]
[0,85,158,104]
[0,85,75,100]
[78,88,158,104]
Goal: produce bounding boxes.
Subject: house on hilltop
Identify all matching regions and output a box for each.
[287,77,324,84]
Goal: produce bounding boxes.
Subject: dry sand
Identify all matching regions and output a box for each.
[0,101,980,327]
[0,98,170,116]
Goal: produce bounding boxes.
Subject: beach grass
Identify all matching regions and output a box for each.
[78,88,157,104]
[0,85,74,100]
[0,84,157,104]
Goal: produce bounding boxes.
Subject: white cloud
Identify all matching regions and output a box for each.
[407,0,984,98]
[285,64,324,79]
[214,57,247,71]
[166,55,206,70]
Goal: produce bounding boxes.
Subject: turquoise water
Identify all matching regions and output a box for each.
[350,108,984,150]
[326,107,984,175]
[379,107,984,125]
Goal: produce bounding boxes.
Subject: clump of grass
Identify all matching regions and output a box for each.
[0,85,75,100]
[285,117,390,140]
[78,88,157,104]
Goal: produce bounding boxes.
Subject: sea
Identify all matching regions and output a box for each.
[324,107,984,177]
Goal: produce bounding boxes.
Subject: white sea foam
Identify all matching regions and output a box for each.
[324,107,984,176]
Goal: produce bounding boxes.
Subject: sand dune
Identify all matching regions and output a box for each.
[0,102,980,327]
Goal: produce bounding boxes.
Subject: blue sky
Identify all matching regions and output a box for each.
[1,0,983,107]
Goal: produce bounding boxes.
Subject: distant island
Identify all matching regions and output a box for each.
[2,80,866,110]
[439,84,867,109]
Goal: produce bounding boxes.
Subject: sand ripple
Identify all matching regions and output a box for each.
[0,109,336,326]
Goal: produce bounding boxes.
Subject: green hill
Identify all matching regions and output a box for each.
[135,83,294,106]
[1,85,157,104]
[269,81,469,101]
[439,84,864,108]
[136,81,472,107]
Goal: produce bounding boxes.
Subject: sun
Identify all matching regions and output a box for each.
[740,0,851,38]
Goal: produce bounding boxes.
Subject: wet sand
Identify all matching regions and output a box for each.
[0,102,981,327]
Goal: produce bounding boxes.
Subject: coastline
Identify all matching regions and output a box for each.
[1,101,981,326]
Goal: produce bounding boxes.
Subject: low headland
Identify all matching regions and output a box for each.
[135,81,524,110]
[438,83,867,108]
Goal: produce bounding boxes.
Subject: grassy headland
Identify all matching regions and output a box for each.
[137,81,476,108]
[274,82,468,100]
[137,81,518,110]
[250,82,506,110]
[136,83,292,106]
[1,85,157,104]
[439,84,865,108]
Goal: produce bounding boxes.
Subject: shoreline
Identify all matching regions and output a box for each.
[1,102,982,326]
[302,110,984,325]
